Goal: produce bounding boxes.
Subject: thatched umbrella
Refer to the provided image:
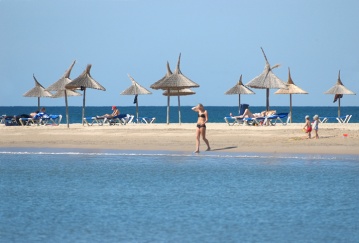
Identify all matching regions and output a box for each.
[120,74,152,120]
[65,64,106,125]
[324,70,356,117]
[163,88,196,124]
[150,54,200,124]
[46,60,77,128]
[246,47,287,111]
[275,68,308,123]
[225,74,255,114]
[23,74,53,110]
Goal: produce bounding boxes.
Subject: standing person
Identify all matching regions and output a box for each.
[192,104,211,153]
[303,115,312,139]
[313,114,319,139]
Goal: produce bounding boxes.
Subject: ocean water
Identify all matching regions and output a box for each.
[1,106,358,124]
[1,148,359,243]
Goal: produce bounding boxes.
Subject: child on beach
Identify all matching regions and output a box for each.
[303,115,312,139]
[312,115,319,139]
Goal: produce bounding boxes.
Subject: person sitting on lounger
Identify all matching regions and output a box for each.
[98,106,120,119]
[30,110,39,118]
[229,109,266,119]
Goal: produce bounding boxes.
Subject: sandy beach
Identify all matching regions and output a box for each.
[1,122,358,155]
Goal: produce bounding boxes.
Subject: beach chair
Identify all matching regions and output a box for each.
[1,115,6,124]
[4,116,19,126]
[265,112,291,126]
[19,114,62,126]
[243,116,265,126]
[107,114,132,125]
[136,117,156,124]
[83,116,105,126]
[337,115,352,123]
[224,104,249,126]
[41,115,62,125]
[319,115,352,123]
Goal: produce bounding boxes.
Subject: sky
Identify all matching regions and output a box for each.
[0,0,358,108]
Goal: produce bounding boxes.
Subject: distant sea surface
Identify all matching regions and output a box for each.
[1,106,358,123]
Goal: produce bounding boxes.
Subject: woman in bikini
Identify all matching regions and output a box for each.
[192,103,211,153]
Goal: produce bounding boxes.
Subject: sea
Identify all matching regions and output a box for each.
[1,106,359,242]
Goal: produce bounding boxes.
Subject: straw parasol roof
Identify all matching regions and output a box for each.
[150,54,200,124]
[47,60,77,128]
[246,47,287,111]
[51,89,82,98]
[66,64,106,125]
[324,70,356,117]
[23,74,53,110]
[163,88,196,124]
[150,61,173,90]
[163,88,195,96]
[275,68,308,123]
[120,74,152,120]
[225,74,255,114]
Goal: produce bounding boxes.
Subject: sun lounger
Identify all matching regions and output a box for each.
[224,104,249,126]
[319,115,352,123]
[136,117,156,124]
[4,116,19,126]
[107,114,133,125]
[1,115,6,124]
[243,112,290,126]
[83,116,105,126]
[224,116,243,126]
[19,114,62,126]
[264,112,290,125]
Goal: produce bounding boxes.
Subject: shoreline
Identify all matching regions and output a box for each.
[1,123,358,156]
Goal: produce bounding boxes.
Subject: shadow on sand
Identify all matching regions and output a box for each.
[210,146,237,151]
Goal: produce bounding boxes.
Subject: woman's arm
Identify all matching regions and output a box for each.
[204,110,208,123]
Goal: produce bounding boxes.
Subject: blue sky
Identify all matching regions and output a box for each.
[1,0,358,108]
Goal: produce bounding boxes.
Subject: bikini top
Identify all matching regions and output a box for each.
[198,113,205,118]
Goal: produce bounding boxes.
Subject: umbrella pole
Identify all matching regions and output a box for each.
[266,88,270,111]
[167,89,170,125]
[37,97,40,111]
[65,90,69,128]
[178,94,181,125]
[338,97,341,117]
[82,88,86,126]
[290,94,292,123]
[238,94,241,114]
[136,99,139,122]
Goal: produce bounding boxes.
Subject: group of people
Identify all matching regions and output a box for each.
[192,105,320,153]
[303,114,319,139]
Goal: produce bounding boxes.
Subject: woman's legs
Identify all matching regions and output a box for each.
[201,127,210,151]
[194,127,201,153]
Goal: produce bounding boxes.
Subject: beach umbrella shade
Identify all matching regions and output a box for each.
[163,88,196,124]
[324,70,356,117]
[120,74,152,120]
[224,74,255,114]
[246,47,287,111]
[150,54,200,124]
[65,64,106,125]
[275,68,308,123]
[23,74,53,110]
[46,60,78,128]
